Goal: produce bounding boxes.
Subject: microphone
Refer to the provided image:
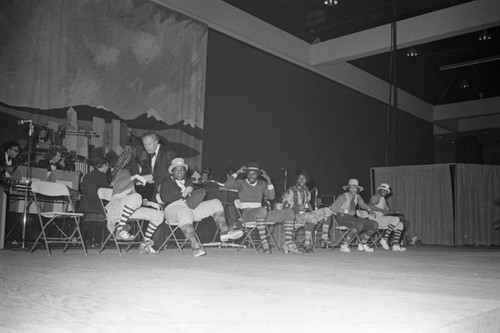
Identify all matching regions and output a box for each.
[17,120,32,125]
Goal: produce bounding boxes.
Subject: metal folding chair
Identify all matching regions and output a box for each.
[331,214,361,251]
[96,188,146,255]
[234,199,280,254]
[30,181,87,256]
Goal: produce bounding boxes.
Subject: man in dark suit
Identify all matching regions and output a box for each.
[141,131,176,200]
[1,141,20,177]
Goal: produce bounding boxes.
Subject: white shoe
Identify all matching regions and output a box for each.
[392,244,407,252]
[357,243,374,253]
[221,229,244,242]
[340,244,351,253]
[380,238,390,250]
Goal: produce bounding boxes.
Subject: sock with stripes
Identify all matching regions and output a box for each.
[144,222,159,243]
[284,221,294,245]
[118,204,136,230]
[383,224,396,240]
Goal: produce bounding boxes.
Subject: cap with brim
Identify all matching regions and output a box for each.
[244,162,261,172]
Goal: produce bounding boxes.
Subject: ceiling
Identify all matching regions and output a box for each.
[222,0,500,106]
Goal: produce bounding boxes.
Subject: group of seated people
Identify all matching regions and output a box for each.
[3,130,413,257]
[75,131,413,258]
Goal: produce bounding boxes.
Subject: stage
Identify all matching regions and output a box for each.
[1,245,499,332]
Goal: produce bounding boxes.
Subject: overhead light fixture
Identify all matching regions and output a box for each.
[478,30,491,41]
[324,0,339,6]
[460,79,470,89]
[406,47,418,57]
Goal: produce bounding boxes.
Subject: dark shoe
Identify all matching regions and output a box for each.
[303,243,313,253]
[320,239,333,249]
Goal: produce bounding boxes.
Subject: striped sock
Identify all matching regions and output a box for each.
[119,204,136,226]
[393,230,403,244]
[257,223,268,246]
[322,221,329,240]
[284,221,294,245]
[383,224,396,240]
[144,222,158,243]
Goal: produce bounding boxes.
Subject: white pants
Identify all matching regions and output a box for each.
[164,199,224,226]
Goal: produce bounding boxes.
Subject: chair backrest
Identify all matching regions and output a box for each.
[31,181,74,213]
[234,199,242,209]
[97,187,113,201]
[31,181,70,197]
[97,187,113,214]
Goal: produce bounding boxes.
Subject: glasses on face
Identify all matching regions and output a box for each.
[9,148,19,153]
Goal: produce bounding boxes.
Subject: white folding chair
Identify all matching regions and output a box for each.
[96,188,146,255]
[234,199,280,254]
[30,181,87,256]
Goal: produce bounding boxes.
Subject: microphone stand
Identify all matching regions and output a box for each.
[21,121,34,249]
[283,168,287,193]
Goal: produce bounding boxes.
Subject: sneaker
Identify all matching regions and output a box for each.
[192,243,206,257]
[380,238,390,250]
[357,243,374,253]
[340,243,351,253]
[392,244,407,252]
[220,229,244,242]
[282,243,303,254]
[139,241,157,255]
[115,228,134,241]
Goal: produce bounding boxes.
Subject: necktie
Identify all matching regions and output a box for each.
[150,153,156,172]
[349,195,356,213]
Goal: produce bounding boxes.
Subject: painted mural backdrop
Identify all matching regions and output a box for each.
[0,0,207,168]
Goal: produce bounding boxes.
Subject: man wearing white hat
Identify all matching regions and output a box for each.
[369,183,408,251]
[329,178,378,253]
[159,158,243,257]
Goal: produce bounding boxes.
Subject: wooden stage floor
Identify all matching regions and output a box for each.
[1,245,499,332]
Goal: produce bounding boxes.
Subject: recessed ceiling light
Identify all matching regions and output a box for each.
[460,79,470,89]
[324,0,339,6]
[406,47,418,57]
[478,30,491,41]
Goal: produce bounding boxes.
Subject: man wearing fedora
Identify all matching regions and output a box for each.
[329,178,378,253]
[369,183,411,251]
[226,162,300,254]
[159,157,243,257]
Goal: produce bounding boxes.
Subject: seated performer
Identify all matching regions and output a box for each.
[105,148,165,255]
[226,162,300,254]
[78,148,117,218]
[34,126,52,149]
[37,146,64,171]
[329,179,378,253]
[282,170,333,253]
[159,158,243,257]
[368,183,407,251]
[0,141,20,177]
